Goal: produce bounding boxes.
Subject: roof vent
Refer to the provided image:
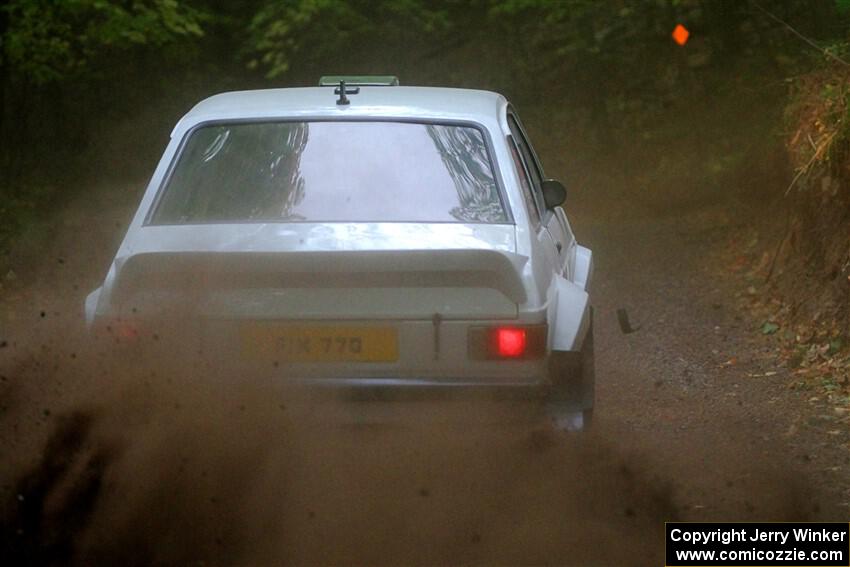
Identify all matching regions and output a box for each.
[319,75,399,87]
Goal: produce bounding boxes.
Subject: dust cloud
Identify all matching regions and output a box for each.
[0,182,825,567]
[0,341,688,566]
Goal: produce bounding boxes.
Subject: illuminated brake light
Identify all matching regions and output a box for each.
[496,328,527,358]
[467,325,546,360]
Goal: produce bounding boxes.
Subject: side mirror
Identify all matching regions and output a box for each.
[541,179,567,209]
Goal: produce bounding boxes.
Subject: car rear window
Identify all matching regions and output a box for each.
[150,121,508,224]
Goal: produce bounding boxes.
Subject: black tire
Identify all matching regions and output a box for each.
[545,310,595,431]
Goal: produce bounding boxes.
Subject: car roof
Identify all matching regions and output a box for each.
[172,86,509,136]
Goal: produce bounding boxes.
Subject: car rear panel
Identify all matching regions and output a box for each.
[201,318,546,383]
[99,222,549,386]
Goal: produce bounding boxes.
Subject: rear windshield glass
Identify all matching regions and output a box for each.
[150,121,508,224]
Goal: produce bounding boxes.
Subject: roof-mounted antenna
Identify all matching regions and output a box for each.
[335,80,360,105]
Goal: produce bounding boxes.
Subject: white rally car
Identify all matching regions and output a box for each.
[86,77,594,428]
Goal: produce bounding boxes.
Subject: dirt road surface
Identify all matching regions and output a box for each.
[1,175,848,565]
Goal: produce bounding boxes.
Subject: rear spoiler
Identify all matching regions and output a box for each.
[318,75,399,86]
[110,249,529,305]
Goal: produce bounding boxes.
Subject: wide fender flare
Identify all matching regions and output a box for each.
[550,276,591,352]
[574,245,593,292]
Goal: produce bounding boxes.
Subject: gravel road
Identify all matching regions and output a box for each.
[0,179,847,565]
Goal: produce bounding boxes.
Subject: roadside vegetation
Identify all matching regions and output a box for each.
[728,55,850,408]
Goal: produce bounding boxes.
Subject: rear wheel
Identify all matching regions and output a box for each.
[545,311,595,432]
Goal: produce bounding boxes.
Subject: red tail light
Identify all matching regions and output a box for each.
[496,328,527,357]
[468,325,546,360]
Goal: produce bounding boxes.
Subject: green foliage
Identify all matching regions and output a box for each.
[490,0,662,56]
[247,0,364,77]
[246,0,452,78]
[1,0,206,83]
[246,0,645,78]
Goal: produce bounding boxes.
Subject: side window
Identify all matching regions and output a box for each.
[507,115,546,218]
[509,139,541,226]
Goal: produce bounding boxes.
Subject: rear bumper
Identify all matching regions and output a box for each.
[284,351,585,405]
[289,377,552,402]
[279,370,591,425]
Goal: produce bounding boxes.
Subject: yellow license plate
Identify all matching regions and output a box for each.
[242,325,398,363]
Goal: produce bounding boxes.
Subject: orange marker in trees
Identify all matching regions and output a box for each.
[672,24,690,46]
